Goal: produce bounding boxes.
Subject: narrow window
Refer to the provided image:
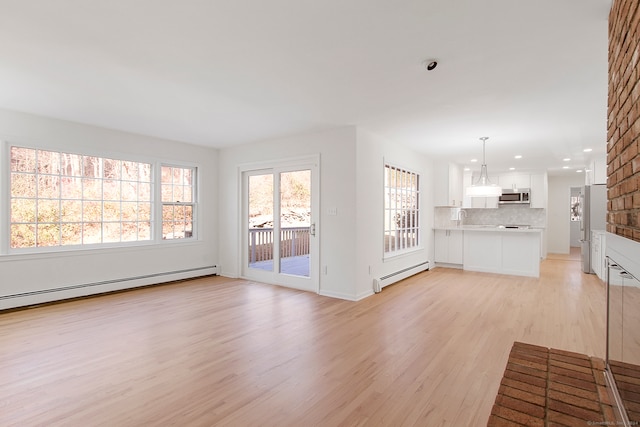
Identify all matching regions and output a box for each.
[161,165,196,239]
[384,164,420,255]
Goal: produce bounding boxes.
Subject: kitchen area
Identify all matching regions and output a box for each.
[433,162,548,278]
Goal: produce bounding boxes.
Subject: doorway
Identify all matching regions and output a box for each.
[241,157,319,293]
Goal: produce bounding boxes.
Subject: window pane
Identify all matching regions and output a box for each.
[61,200,82,222]
[182,186,193,203]
[173,186,184,203]
[122,161,139,181]
[138,222,151,240]
[11,199,36,223]
[139,164,151,182]
[138,183,151,201]
[61,153,83,176]
[11,147,36,172]
[103,202,121,221]
[37,150,61,175]
[122,181,138,202]
[38,175,60,198]
[61,177,82,199]
[37,224,60,247]
[83,178,102,199]
[37,199,59,222]
[61,224,82,246]
[122,222,138,242]
[161,184,173,202]
[11,173,36,198]
[83,201,102,222]
[83,222,102,244]
[103,180,121,201]
[11,224,36,248]
[163,221,175,239]
[103,222,121,243]
[83,157,101,178]
[103,159,121,179]
[138,203,151,221]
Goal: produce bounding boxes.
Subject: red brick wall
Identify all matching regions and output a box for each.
[608,0,640,241]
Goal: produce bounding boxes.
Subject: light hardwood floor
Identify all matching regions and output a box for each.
[0,255,605,426]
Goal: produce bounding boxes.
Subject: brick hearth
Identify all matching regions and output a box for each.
[488,342,618,426]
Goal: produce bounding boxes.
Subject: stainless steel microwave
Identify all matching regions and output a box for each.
[498,189,530,205]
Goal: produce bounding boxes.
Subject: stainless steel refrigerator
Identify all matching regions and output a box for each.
[579,184,607,273]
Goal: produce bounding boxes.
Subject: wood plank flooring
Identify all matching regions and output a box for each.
[0,254,605,426]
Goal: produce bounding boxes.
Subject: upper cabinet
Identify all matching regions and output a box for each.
[585,156,607,185]
[434,162,463,206]
[529,173,547,209]
[498,173,530,190]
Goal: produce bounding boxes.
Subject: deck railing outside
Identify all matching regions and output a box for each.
[249,227,310,263]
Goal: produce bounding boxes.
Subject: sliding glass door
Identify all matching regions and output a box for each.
[243,158,318,292]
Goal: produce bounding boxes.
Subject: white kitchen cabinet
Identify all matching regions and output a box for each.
[434,163,463,206]
[586,157,607,185]
[471,196,499,209]
[529,173,547,209]
[463,229,541,277]
[434,229,463,264]
[499,173,530,190]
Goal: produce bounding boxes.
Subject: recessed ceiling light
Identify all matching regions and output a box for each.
[514,155,522,159]
[464,167,471,171]
[563,166,570,169]
[576,170,583,173]
[470,159,478,163]
[509,167,515,171]
[583,148,593,152]
[563,158,571,162]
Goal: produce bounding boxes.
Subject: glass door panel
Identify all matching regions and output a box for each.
[279,170,311,277]
[248,173,274,272]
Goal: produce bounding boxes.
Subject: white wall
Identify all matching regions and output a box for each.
[547,174,584,254]
[0,109,218,310]
[355,129,433,299]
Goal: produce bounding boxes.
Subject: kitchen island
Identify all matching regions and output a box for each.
[434,226,542,278]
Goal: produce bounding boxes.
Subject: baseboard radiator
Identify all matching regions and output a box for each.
[373,261,430,293]
[0,265,217,305]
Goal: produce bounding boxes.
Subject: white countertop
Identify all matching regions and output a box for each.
[434,225,543,233]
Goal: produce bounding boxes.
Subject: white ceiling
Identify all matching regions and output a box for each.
[0,0,611,176]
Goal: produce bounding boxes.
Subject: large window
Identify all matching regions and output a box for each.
[8,145,197,250]
[384,164,420,255]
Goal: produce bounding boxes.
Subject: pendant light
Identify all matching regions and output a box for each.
[466,137,502,197]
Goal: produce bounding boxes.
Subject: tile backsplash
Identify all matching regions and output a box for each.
[434,205,546,228]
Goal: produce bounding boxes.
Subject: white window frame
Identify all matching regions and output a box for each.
[159,164,197,241]
[2,141,200,255]
[383,163,421,258]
